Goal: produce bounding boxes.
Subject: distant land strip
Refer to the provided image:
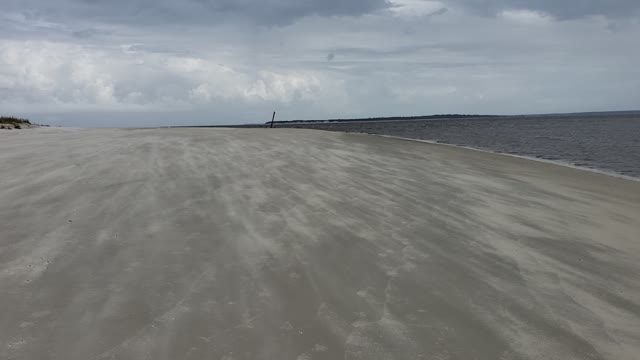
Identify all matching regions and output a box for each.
[168,114,501,128]
[167,110,639,128]
[265,114,500,125]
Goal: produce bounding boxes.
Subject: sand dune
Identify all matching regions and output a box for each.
[1,128,639,360]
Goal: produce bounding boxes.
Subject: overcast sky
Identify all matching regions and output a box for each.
[1,0,639,126]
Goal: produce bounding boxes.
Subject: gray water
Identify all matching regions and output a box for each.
[282,112,640,178]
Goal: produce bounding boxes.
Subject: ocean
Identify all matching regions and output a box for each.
[280,111,640,179]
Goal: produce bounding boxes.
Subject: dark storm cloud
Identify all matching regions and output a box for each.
[453,0,640,19]
[8,0,390,26]
[5,0,638,28]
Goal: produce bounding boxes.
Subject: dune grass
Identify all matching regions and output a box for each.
[0,116,31,125]
[1,116,34,129]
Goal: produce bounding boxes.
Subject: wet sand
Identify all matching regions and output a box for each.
[1,127,639,360]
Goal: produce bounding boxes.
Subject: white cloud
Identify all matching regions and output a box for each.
[499,9,553,24]
[0,41,118,105]
[389,0,447,17]
[0,39,345,113]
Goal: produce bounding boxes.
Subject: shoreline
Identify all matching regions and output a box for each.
[350,131,640,183]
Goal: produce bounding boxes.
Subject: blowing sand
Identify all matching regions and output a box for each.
[1,127,639,360]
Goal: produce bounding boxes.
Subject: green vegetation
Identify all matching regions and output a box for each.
[0,116,31,125]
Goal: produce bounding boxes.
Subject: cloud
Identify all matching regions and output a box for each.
[71,28,105,39]
[499,9,552,24]
[8,0,391,26]
[8,0,639,26]
[389,0,448,17]
[0,39,347,114]
[1,0,639,126]
[450,0,640,19]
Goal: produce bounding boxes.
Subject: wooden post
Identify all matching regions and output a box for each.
[270,111,276,128]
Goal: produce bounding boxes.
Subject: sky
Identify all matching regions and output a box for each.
[1,0,639,127]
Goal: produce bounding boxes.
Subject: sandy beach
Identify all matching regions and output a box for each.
[1,127,639,360]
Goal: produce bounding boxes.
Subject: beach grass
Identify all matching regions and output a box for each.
[0,116,31,125]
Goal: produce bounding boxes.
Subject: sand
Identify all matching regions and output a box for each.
[1,127,639,360]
